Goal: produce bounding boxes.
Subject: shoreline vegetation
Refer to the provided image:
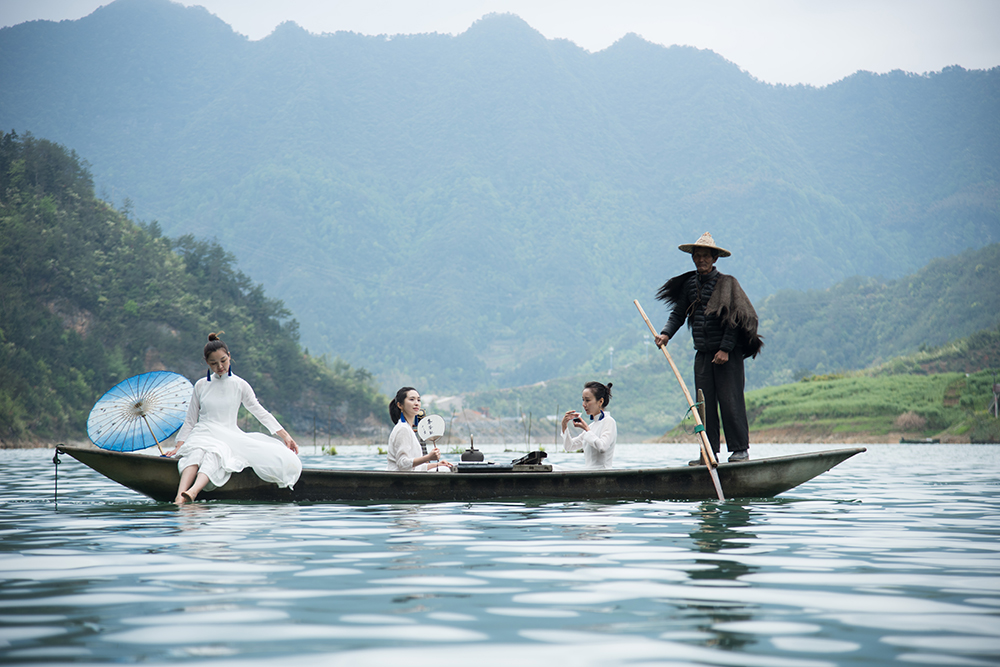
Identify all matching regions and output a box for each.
[659,345,1000,445]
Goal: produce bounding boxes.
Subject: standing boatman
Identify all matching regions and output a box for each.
[653,232,763,463]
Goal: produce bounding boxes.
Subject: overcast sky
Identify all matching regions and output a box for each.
[2,0,998,87]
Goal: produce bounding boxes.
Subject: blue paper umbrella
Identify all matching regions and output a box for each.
[87,371,193,454]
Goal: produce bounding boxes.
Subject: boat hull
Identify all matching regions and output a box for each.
[56,445,866,503]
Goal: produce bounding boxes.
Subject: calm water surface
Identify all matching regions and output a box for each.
[2,443,999,666]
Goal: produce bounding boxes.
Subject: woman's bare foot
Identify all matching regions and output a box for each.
[175,489,198,504]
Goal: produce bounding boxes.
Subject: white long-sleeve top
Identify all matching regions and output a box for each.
[386,420,428,471]
[177,373,282,442]
[562,411,617,469]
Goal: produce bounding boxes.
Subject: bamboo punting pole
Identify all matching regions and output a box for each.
[634,299,725,501]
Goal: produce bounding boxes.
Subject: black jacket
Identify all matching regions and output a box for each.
[659,269,737,353]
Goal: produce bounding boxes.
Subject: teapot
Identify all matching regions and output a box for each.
[461,435,484,462]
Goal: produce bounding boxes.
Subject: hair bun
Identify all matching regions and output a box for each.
[606,382,613,390]
[208,331,225,342]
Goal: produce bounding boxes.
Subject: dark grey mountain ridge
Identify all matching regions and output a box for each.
[2,0,997,391]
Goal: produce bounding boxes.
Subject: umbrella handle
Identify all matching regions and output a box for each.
[140,414,166,455]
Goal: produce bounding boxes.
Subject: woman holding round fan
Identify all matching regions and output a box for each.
[386,387,452,472]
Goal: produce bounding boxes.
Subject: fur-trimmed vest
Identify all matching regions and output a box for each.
[657,269,763,359]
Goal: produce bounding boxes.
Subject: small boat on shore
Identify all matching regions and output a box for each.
[56,444,865,503]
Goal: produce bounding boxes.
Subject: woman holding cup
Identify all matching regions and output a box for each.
[561,381,617,470]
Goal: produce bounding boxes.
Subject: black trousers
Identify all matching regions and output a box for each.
[694,350,749,453]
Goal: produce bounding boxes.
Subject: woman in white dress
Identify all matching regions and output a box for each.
[166,333,302,503]
[386,387,452,472]
[561,381,617,469]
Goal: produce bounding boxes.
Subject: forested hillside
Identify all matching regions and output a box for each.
[739,329,1000,445]
[750,244,1000,386]
[1,0,997,391]
[0,132,384,446]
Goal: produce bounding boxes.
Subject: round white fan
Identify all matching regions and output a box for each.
[416,414,446,442]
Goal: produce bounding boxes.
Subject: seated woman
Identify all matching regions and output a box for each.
[386,387,452,472]
[560,381,617,469]
[166,333,302,503]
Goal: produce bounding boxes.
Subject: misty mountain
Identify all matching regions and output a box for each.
[2,0,998,392]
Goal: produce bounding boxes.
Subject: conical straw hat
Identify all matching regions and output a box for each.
[678,232,731,257]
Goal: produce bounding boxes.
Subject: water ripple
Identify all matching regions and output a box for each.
[2,444,999,666]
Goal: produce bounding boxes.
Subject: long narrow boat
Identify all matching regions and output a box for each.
[56,444,865,502]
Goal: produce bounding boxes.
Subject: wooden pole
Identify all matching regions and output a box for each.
[634,299,725,500]
[140,414,166,456]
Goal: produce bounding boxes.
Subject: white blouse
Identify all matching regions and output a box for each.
[177,373,282,441]
[562,411,617,469]
[386,420,428,471]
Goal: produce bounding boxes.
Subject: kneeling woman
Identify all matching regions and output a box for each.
[166,333,302,503]
[386,387,452,471]
[561,381,617,469]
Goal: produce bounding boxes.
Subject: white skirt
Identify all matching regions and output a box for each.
[176,424,302,490]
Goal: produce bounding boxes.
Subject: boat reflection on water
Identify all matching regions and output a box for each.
[689,501,758,570]
[684,501,760,650]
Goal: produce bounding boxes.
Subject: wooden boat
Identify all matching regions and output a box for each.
[55,444,865,503]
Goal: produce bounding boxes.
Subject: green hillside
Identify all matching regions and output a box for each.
[750,245,1000,385]
[744,371,998,443]
[668,327,1000,444]
[0,132,384,446]
[1,0,997,392]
